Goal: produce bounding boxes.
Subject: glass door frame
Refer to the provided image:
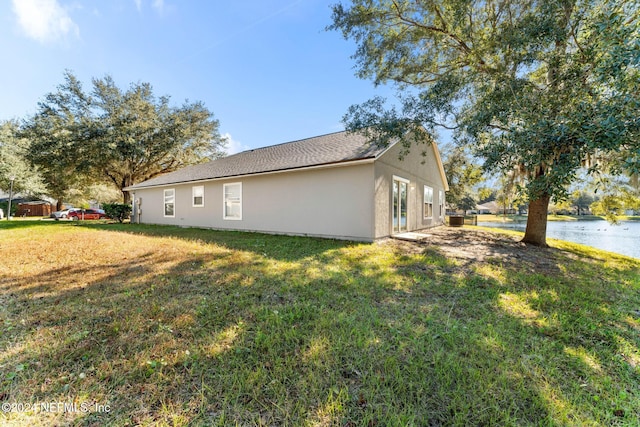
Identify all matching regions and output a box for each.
[392,175,410,234]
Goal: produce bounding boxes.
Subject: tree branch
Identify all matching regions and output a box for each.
[388,0,495,73]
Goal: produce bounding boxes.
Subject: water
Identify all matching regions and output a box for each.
[477,220,640,259]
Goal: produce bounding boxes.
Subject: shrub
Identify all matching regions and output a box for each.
[102,203,132,223]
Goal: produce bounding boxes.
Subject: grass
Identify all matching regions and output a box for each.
[1,221,639,426]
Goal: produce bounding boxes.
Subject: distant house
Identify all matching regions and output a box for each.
[475,203,494,215]
[125,131,449,242]
[476,201,518,215]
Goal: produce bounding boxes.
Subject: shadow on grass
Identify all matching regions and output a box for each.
[1,223,639,425]
[0,219,70,229]
[79,222,356,262]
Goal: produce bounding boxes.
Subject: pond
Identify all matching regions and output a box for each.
[477,220,640,259]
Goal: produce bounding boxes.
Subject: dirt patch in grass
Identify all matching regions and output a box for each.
[390,226,564,275]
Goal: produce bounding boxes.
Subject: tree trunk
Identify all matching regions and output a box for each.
[522,194,551,246]
[56,200,63,211]
[121,175,132,204]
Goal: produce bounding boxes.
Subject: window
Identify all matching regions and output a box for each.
[164,189,175,217]
[192,185,204,207]
[223,182,242,220]
[424,186,434,219]
[439,190,445,219]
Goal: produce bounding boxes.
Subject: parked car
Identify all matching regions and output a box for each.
[68,209,107,220]
[50,208,79,219]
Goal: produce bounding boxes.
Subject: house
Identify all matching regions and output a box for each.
[476,202,498,215]
[124,131,449,242]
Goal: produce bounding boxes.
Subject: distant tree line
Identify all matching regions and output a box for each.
[441,147,640,219]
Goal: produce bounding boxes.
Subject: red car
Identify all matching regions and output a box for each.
[69,209,108,220]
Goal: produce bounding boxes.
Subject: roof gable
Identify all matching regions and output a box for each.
[126,131,388,190]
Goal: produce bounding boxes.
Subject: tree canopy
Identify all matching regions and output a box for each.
[21,73,92,208]
[329,0,640,246]
[0,120,46,197]
[441,145,483,212]
[21,71,226,205]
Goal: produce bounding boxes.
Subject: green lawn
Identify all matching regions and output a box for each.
[1,221,639,426]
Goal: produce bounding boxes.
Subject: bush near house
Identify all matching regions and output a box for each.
[102,203,132,223]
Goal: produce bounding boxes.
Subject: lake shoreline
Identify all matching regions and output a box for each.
[476,219,640,259]
[475,214,640,223]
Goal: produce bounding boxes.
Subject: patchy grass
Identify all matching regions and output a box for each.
[0,222,639,426]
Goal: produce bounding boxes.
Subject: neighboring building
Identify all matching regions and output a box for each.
[476,201,502,214]
[475,203,494,215]
[475,201,519,215]
[125,131,449,242]
[17,200,53,217]
[0,195,54,217]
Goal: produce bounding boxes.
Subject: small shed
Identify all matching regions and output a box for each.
[17,201,52,217]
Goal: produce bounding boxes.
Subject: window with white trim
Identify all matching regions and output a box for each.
[192,185,204,207]
[164,189,175,217]
[424,186,434,219]
[223,182,242,220]
[439,190,445,219]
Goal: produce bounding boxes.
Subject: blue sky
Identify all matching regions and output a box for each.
[1,0,396,154]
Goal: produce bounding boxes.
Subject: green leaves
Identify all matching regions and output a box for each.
[0,120,47,196]
[102,203,132,223]
[330,0,640,245]
[20,71,226,205]
[441,145,483,211]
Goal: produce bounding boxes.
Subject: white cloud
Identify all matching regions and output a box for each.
[152,0,164,13]
[223,133,250,155]
[133,0,164,15]
[12,0,79,44]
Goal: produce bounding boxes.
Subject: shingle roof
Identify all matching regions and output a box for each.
[126,131,390,190]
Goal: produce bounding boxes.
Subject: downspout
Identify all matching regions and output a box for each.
[130,192,138,223]
[135,194,142,224]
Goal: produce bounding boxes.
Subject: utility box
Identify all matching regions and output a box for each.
[449,215,464,227]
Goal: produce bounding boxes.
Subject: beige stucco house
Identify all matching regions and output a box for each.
[124,131,449,241]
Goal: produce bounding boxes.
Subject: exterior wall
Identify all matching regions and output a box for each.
[17,202,52,217]
[132,163,376,241]
[374,141,447,239]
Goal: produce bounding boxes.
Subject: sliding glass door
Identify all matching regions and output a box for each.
[392,178,408,233]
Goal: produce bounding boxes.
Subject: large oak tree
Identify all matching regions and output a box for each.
[329,0,640,246]
[91,76,226,202]
[21,73,90,209]
[23,71,226,205]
